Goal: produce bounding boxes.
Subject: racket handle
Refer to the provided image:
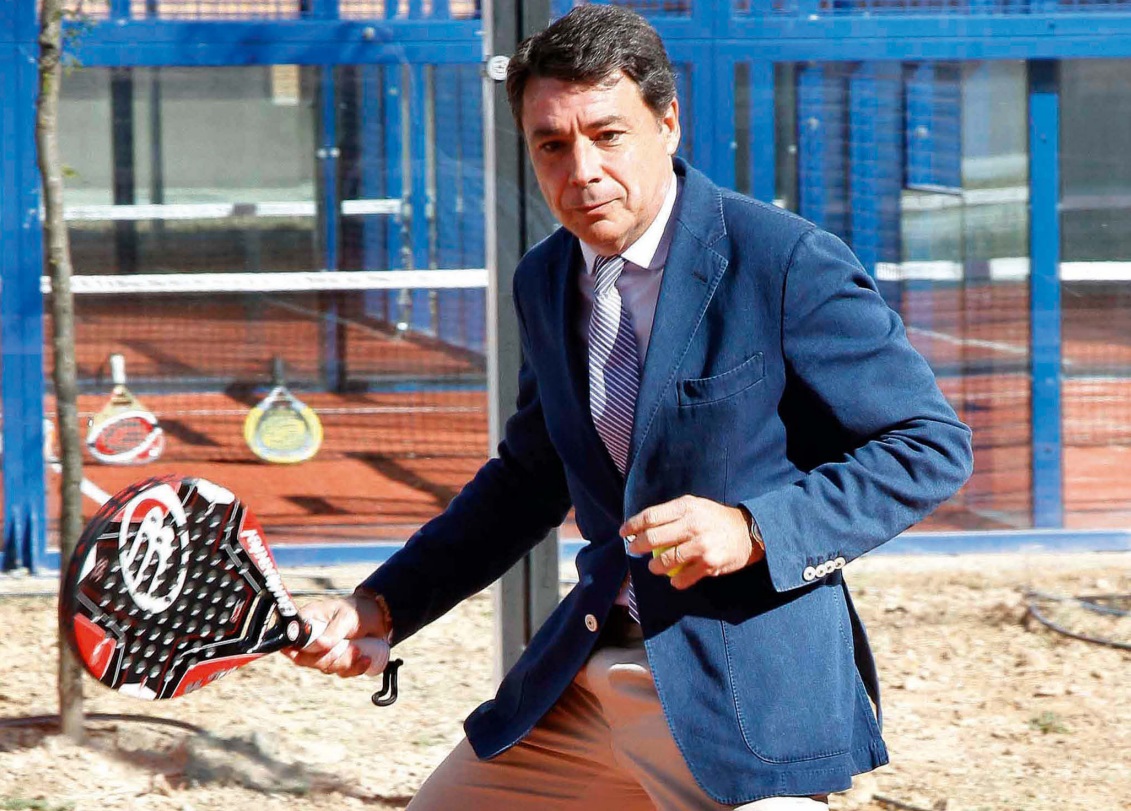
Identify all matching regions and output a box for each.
[353,638,391,676]
[302,617,329,645]
[302,618,392,676]
[109,353,126,386]
[324,637,391,676]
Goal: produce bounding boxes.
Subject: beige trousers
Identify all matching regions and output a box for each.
[408,614,829,811]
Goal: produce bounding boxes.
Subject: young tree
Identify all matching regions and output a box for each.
[37,0,86,743]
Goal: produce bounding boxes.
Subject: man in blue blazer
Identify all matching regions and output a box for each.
[290,5,973,808]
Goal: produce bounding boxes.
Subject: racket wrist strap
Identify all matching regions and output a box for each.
[371,658,403,707]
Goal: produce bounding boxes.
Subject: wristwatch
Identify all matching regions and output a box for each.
[738,505,765,555]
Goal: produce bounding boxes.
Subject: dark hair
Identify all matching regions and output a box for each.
[505,5,677,127]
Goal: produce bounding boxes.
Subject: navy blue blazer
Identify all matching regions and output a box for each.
[363,159,973,804]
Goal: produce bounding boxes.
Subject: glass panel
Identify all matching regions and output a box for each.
[340,0,482,19]
[733,62,795,206]
[1060,59,1131,528]
[58,66,318,275]
[67,0,482,19]
[768,60,1032,531]
[129,0,302,19]
[337,63,488,348]
[610,0,693,15]
[735,62,751,196]
[46,62,490,546]
[551,0,692,16]
[907,61,1031,531]
[774,63,797,211]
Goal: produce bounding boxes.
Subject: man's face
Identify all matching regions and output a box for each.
[521,72,680,256]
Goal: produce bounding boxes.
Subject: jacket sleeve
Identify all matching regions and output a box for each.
[359,291,573,644]
[740,228,973,593]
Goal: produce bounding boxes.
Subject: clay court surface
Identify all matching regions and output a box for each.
[26,280,1131,544]
[16,281,1130,546]
[46,389,489,543]
[34,381,1131,545]
[1,552,1128,811]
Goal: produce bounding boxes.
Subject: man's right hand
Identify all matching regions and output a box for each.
[284,592,391,678]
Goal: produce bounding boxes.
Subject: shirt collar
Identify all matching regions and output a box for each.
[579,172,678,274]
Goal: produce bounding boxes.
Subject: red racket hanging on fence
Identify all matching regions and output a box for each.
[59,475,401,704]
[85,353,165,465]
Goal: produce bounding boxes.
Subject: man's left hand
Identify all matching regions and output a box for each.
[622,495,765,590]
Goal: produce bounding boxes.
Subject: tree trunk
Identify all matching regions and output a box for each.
[37,0,86,744]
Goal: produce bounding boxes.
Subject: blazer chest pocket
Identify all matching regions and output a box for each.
[678,352,764,407]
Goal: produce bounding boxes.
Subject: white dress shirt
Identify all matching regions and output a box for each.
[576,173,680,366]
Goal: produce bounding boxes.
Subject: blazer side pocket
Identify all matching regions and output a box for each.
[678,352,765,407]
[722,583,856,762]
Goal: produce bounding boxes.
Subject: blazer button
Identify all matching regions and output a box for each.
[802,566,817,582]
[584,614,599,632]
[834,556,846,569]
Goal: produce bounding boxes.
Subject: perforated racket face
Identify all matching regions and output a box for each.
[60,475,305,700]
[87,409,165,465]
[243,389,323,464]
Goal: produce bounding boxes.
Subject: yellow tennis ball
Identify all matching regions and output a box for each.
[653,545,686,577]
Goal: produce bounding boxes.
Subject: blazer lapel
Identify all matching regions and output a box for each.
[627,161,729,473]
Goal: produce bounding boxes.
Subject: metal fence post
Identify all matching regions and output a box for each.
[1029,59,1063,528]
[486,0,559,681]
[0,13,48,572]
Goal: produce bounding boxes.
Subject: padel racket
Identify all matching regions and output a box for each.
[60,474,401,705]
[86,353,165,465]
[243,358,323,464]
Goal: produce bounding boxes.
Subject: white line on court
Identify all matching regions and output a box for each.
[47,462,111,506]
[905,325,1030,358]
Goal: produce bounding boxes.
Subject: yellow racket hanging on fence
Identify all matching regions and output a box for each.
[243,358,323,464]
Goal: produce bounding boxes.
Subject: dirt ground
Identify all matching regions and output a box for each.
[1,551,1128,811]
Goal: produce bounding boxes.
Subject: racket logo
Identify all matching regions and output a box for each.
[117,484,190,614]
[238,527,297,618]
[257,411,308,451]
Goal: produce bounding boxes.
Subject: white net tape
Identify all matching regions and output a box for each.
[41,269,488,295]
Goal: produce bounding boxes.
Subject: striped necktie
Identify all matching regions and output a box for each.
[587,254,641,622]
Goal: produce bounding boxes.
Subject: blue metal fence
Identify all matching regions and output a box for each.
[5,0,1131,569]
[1,0,48,572]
